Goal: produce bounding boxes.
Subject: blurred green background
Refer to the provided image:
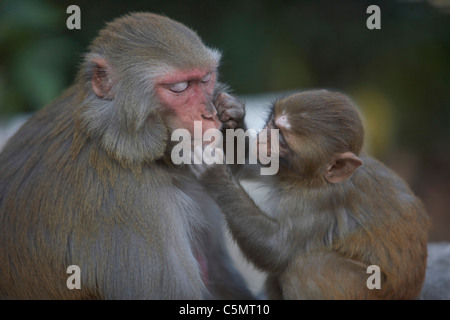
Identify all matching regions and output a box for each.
[0,0,449,240]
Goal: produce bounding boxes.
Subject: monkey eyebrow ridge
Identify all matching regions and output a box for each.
[158,69,214,85]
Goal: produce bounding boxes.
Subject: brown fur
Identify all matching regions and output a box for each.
[197,89,430,299]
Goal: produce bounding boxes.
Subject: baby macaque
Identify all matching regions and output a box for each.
[192,89,430,299]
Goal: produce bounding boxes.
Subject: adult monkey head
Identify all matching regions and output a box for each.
[81,12,228,166]
[0,12,252,299]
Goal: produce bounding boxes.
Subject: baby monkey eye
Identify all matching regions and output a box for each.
[279,132,288,148]
[169,81,189,93]
[201,73,212,83]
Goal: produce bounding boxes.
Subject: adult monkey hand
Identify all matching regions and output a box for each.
[215,91,247,130]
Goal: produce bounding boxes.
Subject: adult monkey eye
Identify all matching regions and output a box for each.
[169,81,189,93]
[201,73,212,83]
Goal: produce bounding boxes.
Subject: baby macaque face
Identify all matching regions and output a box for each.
[260,90,365,184]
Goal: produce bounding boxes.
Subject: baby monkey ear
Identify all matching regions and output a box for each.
[324,152,363,184]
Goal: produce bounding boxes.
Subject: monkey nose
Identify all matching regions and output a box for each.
[202,113,215,119]
[202,104,218,119]
[200,98,218,121]
[201,111,219,125]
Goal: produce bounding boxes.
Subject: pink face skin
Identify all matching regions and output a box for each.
[155,69,221,135]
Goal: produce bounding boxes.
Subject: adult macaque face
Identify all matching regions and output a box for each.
[156,69,221,135]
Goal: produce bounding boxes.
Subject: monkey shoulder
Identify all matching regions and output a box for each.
[343,155,429,234]
[0,86,82,170]
[352,156,422,207]
[309,155,430,246]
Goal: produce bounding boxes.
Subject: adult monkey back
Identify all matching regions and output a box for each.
[0,13,253,299]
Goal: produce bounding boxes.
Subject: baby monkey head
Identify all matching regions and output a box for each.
[266,89,365,185]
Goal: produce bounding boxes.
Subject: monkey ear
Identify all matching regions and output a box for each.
[91,57,114,99]
[324,152,363,184]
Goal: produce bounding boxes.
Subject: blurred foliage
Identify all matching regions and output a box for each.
[0,0,449,159]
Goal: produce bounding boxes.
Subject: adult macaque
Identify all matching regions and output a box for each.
[192,90,430,299]
[0,13,254,299]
